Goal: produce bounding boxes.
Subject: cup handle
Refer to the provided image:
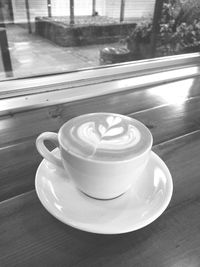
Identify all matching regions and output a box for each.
[36,132,63,168]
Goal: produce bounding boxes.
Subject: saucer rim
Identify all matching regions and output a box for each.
[35,150,173,234]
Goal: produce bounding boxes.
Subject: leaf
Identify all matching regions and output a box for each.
[103,127,124,137]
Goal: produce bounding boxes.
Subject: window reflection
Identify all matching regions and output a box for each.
[154,167,167,187]
[54,202,63,212]
[149,78,193,105]
[48,180,59,201]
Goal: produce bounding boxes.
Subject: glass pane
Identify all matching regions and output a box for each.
[0,0,199,81]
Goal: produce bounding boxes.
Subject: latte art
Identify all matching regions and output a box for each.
[77,121,141,151]
[60,113,152,161]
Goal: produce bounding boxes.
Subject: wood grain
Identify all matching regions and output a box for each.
[0,77,200,147]
[0,140,41,201]
[153,130,200,208]
[1,130,200,267]
[133,96,200,145]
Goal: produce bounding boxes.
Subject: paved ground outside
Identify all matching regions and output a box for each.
[1,24,123,81]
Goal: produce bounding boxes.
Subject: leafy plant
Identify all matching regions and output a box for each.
[127,21,152,44]
[172,20,200,51]
[175,0,200,25]
[123,0,200,58]
[124,20,153,59]
[159,0,200,55]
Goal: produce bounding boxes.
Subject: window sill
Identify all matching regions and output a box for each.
[0,53,200,115]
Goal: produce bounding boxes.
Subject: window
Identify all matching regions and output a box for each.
[0,0,200,100]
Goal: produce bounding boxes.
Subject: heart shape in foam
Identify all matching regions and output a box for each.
[106,115,122,127]
[96,115,127,141]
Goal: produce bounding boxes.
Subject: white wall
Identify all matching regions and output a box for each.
[51,0,105,16]
[11,0,154,23]
[106,0,155,20]
[11,0,47,23]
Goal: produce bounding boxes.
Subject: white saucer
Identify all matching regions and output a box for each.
[35,149,173,234]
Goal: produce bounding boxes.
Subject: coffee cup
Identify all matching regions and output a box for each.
[36,112,153,199]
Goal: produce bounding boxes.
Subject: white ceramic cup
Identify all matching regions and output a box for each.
[36,113,153,199]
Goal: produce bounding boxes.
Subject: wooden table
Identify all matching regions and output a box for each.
[1,76,200,266]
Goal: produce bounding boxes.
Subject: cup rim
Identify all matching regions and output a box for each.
[58,112,153,163]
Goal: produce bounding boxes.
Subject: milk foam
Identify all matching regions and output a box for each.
[77,121,141,151]
[61,114,151,161]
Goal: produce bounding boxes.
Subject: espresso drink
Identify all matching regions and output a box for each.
[60,113,152,161]
[36,112,153,198]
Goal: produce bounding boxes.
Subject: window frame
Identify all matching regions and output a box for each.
[0,52,200,115]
